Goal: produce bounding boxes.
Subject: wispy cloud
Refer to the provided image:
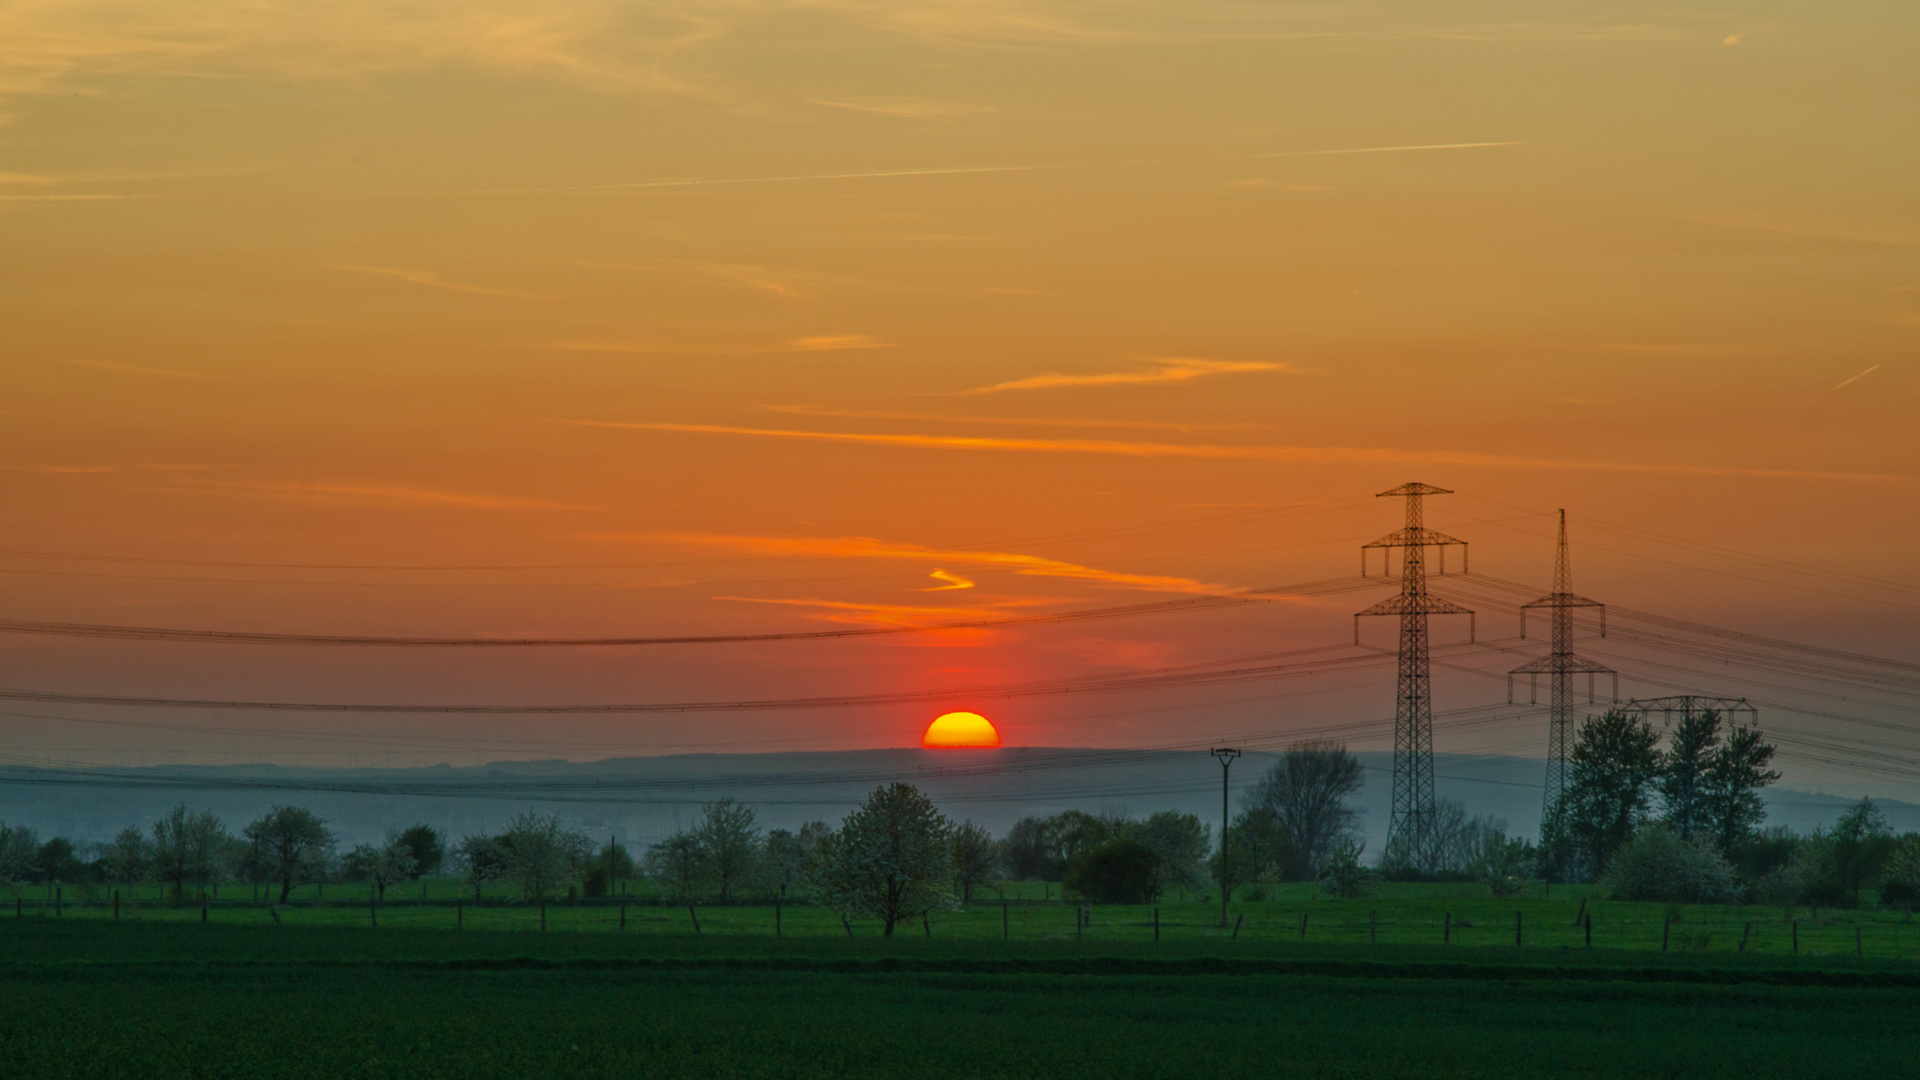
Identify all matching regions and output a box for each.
[756,404,1268,433]
[163,480,585,510]
[1688,216,1920,251]
[334,264,556,300]
[647,532,1227,593]
[924,569,975,591]
[62,358,219,381]
[808,96,992,119]
[555,419,1920,484]
[791,334,894,351]
[0,464,121,475]
[968,357,1283,393]
[1829,365,1880,391]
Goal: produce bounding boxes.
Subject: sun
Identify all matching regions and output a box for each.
[921,711,1001,749]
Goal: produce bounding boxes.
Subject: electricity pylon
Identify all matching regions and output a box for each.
[1508,510,1614,822]
[1355,483,1472,864]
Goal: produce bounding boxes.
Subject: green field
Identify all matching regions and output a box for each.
[4,885,1918,1078]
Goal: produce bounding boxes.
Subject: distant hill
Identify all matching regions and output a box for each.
[3,749,1910,855]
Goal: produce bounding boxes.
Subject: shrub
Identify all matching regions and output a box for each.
[1317,839,1376,900]
[1600,825,1742,904]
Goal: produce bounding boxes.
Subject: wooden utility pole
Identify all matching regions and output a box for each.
[1211,749,1241,929]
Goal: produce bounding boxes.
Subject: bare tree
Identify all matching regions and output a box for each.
[950,821,998,903]
[152,804,230,904]
[644,832,704,903]
[349,835,419,901]
[1244,741,1364,874]
[101,826,152,887]
[454,834,507,902]
[498,812,590,902]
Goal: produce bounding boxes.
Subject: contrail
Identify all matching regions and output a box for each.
[358,141,1524,197]
[1830,364,1881,391]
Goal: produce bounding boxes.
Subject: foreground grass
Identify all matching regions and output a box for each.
[2,922,1915,1079]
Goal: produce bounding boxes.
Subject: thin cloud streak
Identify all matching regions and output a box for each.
[968,357,1283,393]
[1830,365,1881,391]
[333,264,557,300]
[647,532,1228,593]
[62,358,220,381]
[557,419,1920,484]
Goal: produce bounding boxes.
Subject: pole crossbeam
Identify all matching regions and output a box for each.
[1355,482,1472,865]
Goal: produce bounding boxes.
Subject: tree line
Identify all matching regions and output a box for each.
[4,717,1916,916]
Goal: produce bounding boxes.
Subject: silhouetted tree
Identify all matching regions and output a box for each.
[455,834,507,902]
[1000,816,1053,880]
[1245,740,1363,874]
[1702,725,1779,855]
[818,783,954,937]
[1659,711,1722,841]
[691,798,761,902]
[1064,838,1158,904]
[1562,710,1662,877]
[950,821,998,903]
[244,806,336,902]
[394,824,443,878]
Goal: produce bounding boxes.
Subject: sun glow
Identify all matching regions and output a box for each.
[921,711,1000,749]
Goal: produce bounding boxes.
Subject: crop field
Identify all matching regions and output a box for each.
[4,885,1917,1079]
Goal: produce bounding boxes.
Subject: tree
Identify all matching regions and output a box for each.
[243,806,335,903]
[950,821,998,904]
[1318,839,1376,899]
[1561,710,1663,877]
[817,783,954,937]
[1600,825,1742,904]
[1001,816,1053,881]
[1134,811,1210,899]
[692,798,761,902]
[583,840,633,897]
[151,804,230,904]
[394,824,443,878]
[1701,725,1779,855]
[0,823,41,888]
[644,832,705,903]
[35,837,84,884]
[498,812,589,902]
[454,834,507,903]
[760,829,812,903]
[1659,710,1721,842]
[1212,806,1301,899]
[1880,834,1920,911]
[1244,740,1363,875]
[347,838,417,901]
[1831,798,1896,906]
[101,826,152,886]
[1045,810,1115,868]
[1064,838,1159,904]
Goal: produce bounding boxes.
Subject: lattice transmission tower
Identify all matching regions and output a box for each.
[1508,510,1614,821]
[1355,483,1473,862]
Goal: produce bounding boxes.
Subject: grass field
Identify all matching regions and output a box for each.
[13,879,1917,960]
[3,917,1917,1079]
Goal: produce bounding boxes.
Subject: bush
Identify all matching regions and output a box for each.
[1064,839,1159,904]
[1317,839,1376,900]
[1600,826,1742,904]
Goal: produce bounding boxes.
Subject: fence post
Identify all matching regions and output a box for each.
[1298,911,1308,942]
[1370,910,1377,944]
[687,904,700,934]
[1856,927,1863,958]
[841,914,853,938]
[1515,910,1522,947]
[201,894,208,923]
[1444,912,1451,946]
[1739,922,1750,952]
[923,915,931,939]
[1661,916,1670,953]
[113,889,119,921]
[370,893,377,929]
[622,898,628,933]
[1153,907,1160,942]
[56,887,62,917]
[1231,914,1243,939]
[541,903,547,932]
[1002,900,1008,941]
[1584,914,1592,947]
[1574,897,1586,926]
[457,900,463,930]
[1792,919,1798,955]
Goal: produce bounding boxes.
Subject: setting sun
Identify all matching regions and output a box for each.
[921,712,1001,749]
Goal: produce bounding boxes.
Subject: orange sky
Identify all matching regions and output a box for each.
[0,2,1915,778]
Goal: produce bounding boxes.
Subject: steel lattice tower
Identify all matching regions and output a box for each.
[1355,483,1472,863]
[1508,511,1613,820]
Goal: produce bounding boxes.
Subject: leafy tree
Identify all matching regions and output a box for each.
[1244,740,1363,875]
[453,834,507,902]
[1064,837,1159,904]
[1133,811,1210,899]
[691,798,761,902]
[0,823,41,888]
[35,837,84,884]
[817,783,954,937]
[1880,834,1920,911]
[1600,825,1742,904]
[498,812,590,902]
[950,821,998,903]
[1045,810,1115,868]
[644,832,705,902]
[101,826,152,886]
[1831,798,1896,906]
[394,824,443,878]
[760,829,813,903]
[1318,839,1376,899]
[1701,725,1780,855]
[1212,806,1302,898]
[583,840,633,897]
[1000,816,1053,880]
[347,838,417,901]
[1561,710,1663,877]
[1658,711,1721,842]
[243,806,336,903]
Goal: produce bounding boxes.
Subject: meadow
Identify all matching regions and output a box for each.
[4,882,1916,1078]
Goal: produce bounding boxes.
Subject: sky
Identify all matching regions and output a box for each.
[0,1,1916,789]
